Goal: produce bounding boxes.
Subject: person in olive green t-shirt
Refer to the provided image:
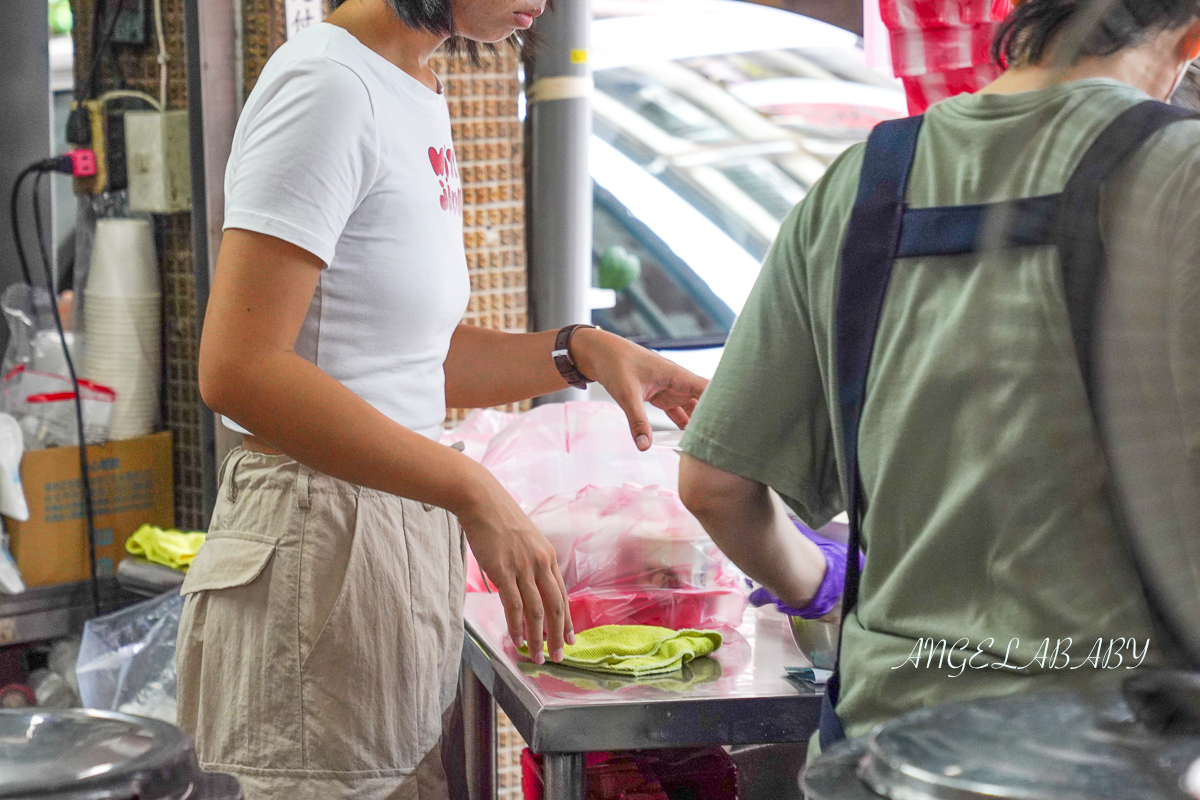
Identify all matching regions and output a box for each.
[679,0,1200,743]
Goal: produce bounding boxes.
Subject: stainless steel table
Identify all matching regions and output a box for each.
[0,578,142,646]
[459,593,823,800]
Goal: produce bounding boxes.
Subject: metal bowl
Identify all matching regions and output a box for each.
[789,616,839,670]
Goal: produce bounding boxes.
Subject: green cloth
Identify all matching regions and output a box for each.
[521,625,722,677]
[522,655,723,692]
[683,80,1200,741]
[126,525,207,571]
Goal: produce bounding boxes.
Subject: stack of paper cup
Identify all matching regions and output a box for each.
[82,219,161,440]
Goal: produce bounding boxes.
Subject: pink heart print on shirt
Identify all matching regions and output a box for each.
[428,145,463,215]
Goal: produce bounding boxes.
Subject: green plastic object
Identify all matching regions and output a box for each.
[598,245,642,291]
[49,0,73,36]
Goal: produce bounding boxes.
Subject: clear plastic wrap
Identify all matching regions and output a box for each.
[18,376,115,448]
[531,484,722,591]
[568,587,748,631]
[1,282,114,449]
[480,401,681,510]
[463,401,749,628]
[439,408,518,463]
[75,590,183,724]
[530,485,747,629]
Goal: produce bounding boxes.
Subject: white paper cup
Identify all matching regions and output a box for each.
[87,219,160,297]
[83,292,161,308]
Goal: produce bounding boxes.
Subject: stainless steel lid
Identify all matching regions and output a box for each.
[801,737,878,800]
[857,690,1200,800]
[0,708,199,799]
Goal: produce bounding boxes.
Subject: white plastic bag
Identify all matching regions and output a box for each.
[0,413,28,521]
[76,590,183,723]
[481,401,681,510]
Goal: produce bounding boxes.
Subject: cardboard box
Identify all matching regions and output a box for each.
[5,431,174,588]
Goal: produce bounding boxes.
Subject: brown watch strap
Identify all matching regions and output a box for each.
[553,324,596,389]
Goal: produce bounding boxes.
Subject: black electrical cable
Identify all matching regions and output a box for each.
[30,170,102,617]
[8,167,39,287]
[79,1,123,104]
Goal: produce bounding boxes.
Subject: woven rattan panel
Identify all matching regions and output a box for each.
[243,5,529,420]
[71,0,203,529]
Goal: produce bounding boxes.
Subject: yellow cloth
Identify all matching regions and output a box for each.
[522,653,723,691]
[125,525,206,571]
[522,625,722,677]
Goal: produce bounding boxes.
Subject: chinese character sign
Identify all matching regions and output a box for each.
[286,0,325,40]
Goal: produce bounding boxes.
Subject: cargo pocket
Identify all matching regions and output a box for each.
[177,530,300,772]
[180,533,277,595]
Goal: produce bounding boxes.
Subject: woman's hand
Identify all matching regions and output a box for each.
[455,469,574,664]
[571,328,709,451]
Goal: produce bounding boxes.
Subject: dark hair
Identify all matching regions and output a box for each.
[329,0,534,63]
[994,0,1200,68]
[331,0,454,36]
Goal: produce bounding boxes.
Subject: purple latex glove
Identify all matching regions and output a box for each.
[748,522,864,620]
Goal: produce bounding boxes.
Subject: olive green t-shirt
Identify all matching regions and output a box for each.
[681,79,1200,739]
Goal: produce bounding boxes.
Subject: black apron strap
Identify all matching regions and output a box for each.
[1056,100,1200,669]
[897,194,1058,257]
[823,113,924,749]
[1057,101,1200,396]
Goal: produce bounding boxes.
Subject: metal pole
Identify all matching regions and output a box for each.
[184,0,240,525]
[543,753,587,800]
[0,0,52,355]
[527,0,592,404]
[461,664,497,800]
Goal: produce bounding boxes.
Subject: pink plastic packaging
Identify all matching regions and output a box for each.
[568,588,748,631]
[879,0,1011,32]
[530,485,747,629]
[461,402,749,628]
[877,0,1012,113]
[530,485,722,591]
[440,408,519,462]
[480,402,681,511]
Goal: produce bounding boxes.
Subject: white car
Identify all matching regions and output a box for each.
[589,0,906,378]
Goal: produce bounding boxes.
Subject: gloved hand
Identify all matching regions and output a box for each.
[747,521,864,620]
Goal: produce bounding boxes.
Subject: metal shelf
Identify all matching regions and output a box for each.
[0,579,144,647]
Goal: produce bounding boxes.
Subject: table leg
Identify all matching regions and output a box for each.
[461,663,496,800]
[543,753,586,800]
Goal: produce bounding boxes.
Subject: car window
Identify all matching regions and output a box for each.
[591,184,735,348]
[716,160,807,222]
[590,45,902,351]
[595,69,736,145]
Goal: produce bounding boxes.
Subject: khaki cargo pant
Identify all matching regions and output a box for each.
[177,449,466,800]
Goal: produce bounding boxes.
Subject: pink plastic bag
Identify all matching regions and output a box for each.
[568,588,748,632]
[464,402,749,627]
[530,485,723,591]
[480,402,681,510]
[440,408,519,463]
[878,0,1013,112]
[529,485,748,629]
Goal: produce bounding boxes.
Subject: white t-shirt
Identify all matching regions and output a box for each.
[221,23,470,440]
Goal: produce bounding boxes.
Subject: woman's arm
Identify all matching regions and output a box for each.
[443,325,562,406]
[201,229,572,663]
[445,324,709,450]
[679,453,827,609]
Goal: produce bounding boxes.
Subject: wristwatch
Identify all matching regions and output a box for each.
[553,324,597,390]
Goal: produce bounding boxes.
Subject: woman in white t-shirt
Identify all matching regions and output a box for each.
[176,1,707,798]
